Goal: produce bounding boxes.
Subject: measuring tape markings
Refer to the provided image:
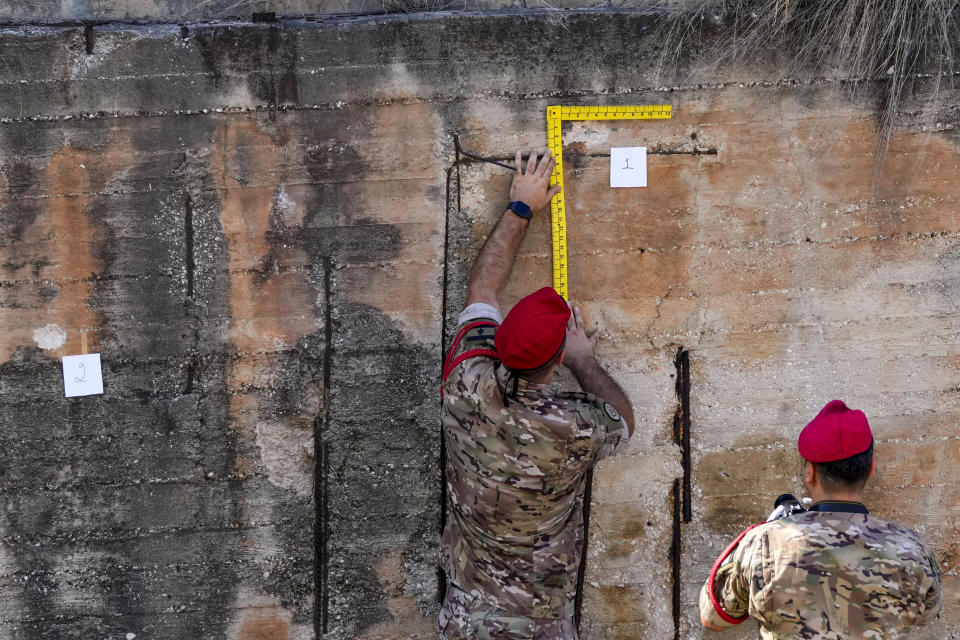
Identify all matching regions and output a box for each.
[546,104,672,300]
[547,106,568,300]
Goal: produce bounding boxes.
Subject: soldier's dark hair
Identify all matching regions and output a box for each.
[814,441,874,491]
[500,341,565,406]
[511,336,566,380]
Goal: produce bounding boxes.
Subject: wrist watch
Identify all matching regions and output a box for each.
[508,201,532,220]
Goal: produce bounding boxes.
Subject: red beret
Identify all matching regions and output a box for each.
[798,400,873,463]
[495,287,570,370]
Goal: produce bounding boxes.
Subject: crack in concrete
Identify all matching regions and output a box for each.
[437,158,459,606]
[647,285,673,350]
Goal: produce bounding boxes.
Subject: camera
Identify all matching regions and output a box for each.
[765,493,810,522]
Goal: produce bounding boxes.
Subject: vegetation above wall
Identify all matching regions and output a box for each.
[659,0,959,150]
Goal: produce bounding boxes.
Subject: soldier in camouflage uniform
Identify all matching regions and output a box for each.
[438,148,635,639]
[700,400,942,639]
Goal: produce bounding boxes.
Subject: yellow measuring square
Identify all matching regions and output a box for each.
[546,104,672,299]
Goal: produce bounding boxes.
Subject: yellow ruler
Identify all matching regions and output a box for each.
[546,104,672,299]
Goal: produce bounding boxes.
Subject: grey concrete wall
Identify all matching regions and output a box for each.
[0,9,957,640]
[1,0,691,23]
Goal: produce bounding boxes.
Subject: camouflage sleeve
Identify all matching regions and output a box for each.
[698,528,766,630]
[565,392,629,461]
[917,540,943,625]
[699,561,744,630]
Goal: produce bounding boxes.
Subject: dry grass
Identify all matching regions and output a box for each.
[380,0,457,12]
[656,0,960,162]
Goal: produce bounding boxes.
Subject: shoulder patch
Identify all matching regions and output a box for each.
[603,402,621,421]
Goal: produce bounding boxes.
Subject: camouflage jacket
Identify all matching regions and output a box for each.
[439,313,629,620]
[699,508,942,639]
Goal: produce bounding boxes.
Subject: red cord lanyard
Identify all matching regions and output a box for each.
[441,321,498,396]
[706,523,763,625]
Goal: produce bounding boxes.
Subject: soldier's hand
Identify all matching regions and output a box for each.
[562,304,600,372]
[509,148,561,212]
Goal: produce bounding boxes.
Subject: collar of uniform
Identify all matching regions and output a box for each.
[495,363,550,393]
[808,500,869,514]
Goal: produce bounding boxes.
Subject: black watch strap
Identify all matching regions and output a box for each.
[508,201,532,219]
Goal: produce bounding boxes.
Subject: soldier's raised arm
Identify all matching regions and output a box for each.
[563,304,634,437]
[464,148,560,315]
[439,146,632,640]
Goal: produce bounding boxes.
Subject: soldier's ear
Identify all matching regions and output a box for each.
[803,460,815,485]
[868,459,875,478]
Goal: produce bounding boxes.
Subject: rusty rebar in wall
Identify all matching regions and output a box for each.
[315,256,333,635]
[437,159,460,605]
[671,348,692,638]
[673,347,692,522]
[670,477,682,639]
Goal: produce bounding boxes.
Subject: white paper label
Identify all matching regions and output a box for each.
[62,353,104,397]
[610,147,647,188]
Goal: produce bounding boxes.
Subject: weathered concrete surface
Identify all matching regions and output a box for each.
[0,0,694,23]
[0,9,958,640]
[460,93,960,638]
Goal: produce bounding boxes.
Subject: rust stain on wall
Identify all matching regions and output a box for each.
[0,131,130,363]
[597,504,653,563]
[557,146,697,317]
[212,117,320,489]
[697,442,803,532]
[351,548,436,640]
[596,585,648,625]
[213,118,317,357]
[456,93,960,636]
[338,103,443,341]
[238,610,290,640]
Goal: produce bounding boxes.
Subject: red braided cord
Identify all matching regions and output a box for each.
[443,321,498,375]
[706,523,764,625]
[441,321,499,397]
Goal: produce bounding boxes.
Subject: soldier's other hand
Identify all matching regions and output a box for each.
[509,148,561,212]
[562,303,600,372]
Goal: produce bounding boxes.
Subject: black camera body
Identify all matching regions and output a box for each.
[766,493,808,522]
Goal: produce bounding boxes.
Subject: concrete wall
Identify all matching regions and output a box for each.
[0,10,957,639]
[1,0,691,23]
